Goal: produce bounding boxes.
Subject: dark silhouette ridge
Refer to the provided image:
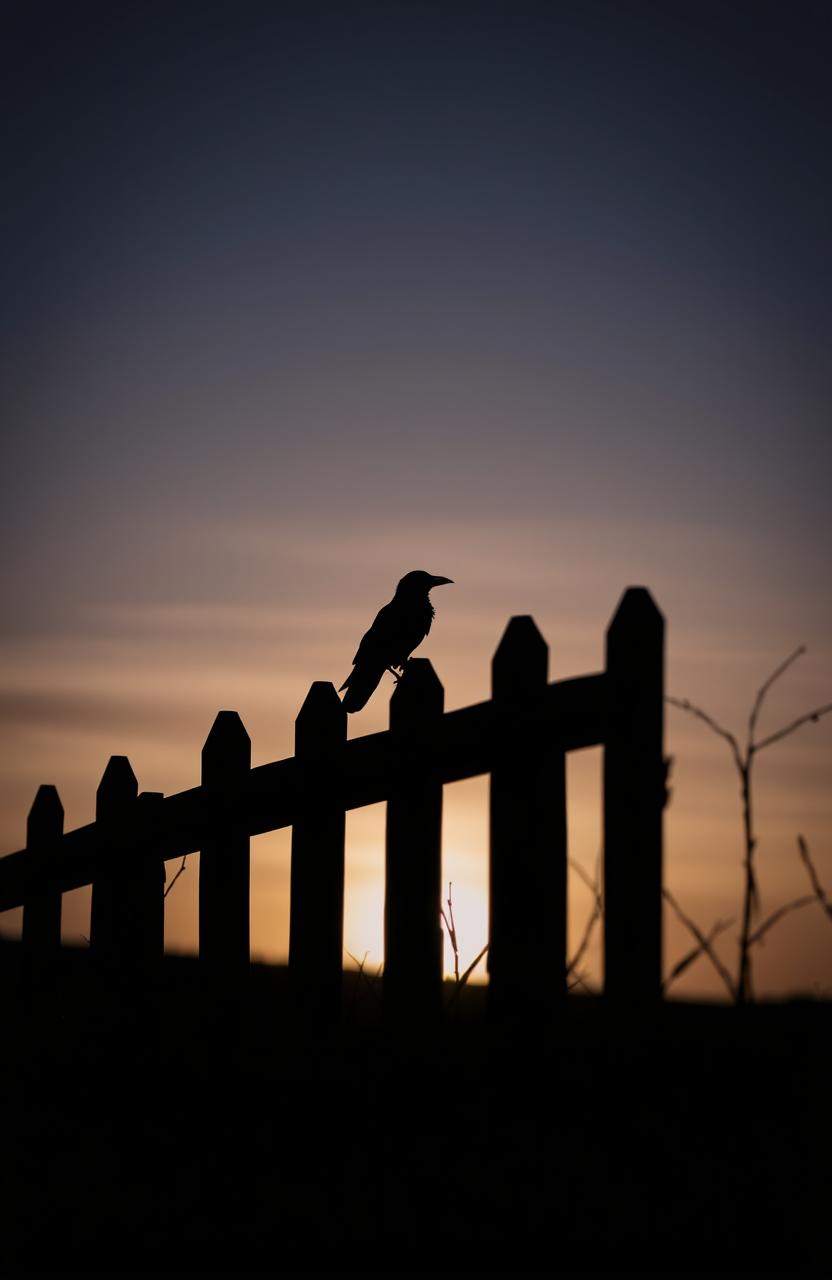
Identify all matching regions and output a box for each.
[338,569,453,712]
[1,941,828,1274]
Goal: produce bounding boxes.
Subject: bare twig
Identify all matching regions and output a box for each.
[666,696,744,773]
[663,918,734,994]
[445,941,489,1010]
[345,949,381,1006]
[566,854,602,981]
[346,949,369,972]
[667,648,829,1003]
[439,882,460,982]
[566,899,601,980]
[753,704,832,754]
[163,855,188,899]
[747,646,806,749]
[569,855,603,905]
[568,972,592,993]
[747,897,816,947]
[458,943,489,988]
[662,887,737,1000]
[797,835,832,922]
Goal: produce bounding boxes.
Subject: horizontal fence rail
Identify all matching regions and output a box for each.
[0,586,666,1013]
[0,673,607,911]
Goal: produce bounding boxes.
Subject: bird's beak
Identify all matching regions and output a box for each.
[431,576,454,586]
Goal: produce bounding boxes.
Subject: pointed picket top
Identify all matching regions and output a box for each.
[606,587,664,689]
[604,584,664,1003]
[492,615,548,701]
[22,784,64,971]
[390,658,444,731]
[202,710,251,775]
[96,755,138,822]
[200,712,251,974]
[27,784,64,846]
[295,681,347,754]
[607,587,664,641]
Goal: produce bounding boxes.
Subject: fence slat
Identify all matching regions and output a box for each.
[384,659,444,1027]
[603,587,665,1003]
[21,785,64,995]
[131,792,166,967]
[90,756,139,961]
[489,616,567,1022]
[289,681,347,1026]
[200,711,251,980]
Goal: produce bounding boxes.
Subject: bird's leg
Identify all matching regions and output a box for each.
[387,665,403,683]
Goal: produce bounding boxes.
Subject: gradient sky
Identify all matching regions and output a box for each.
[2,1,830,997]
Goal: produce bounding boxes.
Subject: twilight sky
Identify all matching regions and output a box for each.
[2,0,830,997]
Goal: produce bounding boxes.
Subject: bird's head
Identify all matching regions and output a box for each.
[396,570,454,596]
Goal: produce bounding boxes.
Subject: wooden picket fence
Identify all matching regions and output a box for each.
[0,587,666,1022]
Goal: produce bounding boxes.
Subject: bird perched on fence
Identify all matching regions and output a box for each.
[339,570,454,712]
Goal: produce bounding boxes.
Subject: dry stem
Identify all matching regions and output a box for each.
[440,882,460,983]
[662,888,736,999]
[668,647,831,1002]
[163,855,188,899]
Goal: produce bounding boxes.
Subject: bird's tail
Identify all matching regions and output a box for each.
[339,664,386,713]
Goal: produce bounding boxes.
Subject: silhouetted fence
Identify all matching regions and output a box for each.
[0,587,666,1022]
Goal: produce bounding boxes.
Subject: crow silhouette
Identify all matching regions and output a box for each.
[339,570,453,712]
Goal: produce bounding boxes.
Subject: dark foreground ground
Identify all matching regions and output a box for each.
[1,943,828,1274]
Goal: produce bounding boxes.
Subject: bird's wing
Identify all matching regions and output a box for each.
[351,601,400,666]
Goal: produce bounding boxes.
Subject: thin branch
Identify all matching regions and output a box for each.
[747,646,806,749]
[669,656,829,1003]
[458,943,489,988]
[797,835,832,923]
[569,855,603,908]
[440,882,460,982]
[662,887,736,1000]
[566,854,603,979]
[344,951,382,1005]
[345,949,369,973]
[753,704,832,754]
[747,896,817,947]
[663,918,734,993]
[447,942,490,1006]
[163,855,188,899]
[666,696,744,774]
[567,900,601,978]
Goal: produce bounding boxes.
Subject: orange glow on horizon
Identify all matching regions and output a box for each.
[1,571,830,1000]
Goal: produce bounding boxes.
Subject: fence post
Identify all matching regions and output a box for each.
[90,755,139,963]
[603,587,665,1003]
[489,616,566,1023]
[289,682,347,1028]
[200,711,251,986]
[131,791,166,969]
[21,785,64,998]
[384,659,444,1028]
